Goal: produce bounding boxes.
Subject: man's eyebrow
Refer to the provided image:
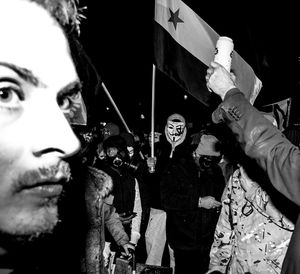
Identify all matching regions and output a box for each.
[59,81,83,95]
[0,61,43,87]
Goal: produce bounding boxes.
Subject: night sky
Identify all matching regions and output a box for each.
[79,1,300,132]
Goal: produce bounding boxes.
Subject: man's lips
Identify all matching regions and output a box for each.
[20,181,65,199]
[14,161,71,199]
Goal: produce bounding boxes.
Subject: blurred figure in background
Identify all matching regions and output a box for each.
[94,135,143,262]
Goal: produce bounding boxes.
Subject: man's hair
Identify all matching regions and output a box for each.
[30,0,85,35]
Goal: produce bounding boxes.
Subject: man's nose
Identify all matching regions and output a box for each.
[29,102,81,158]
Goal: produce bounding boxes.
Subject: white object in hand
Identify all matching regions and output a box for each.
[214,36,234,72]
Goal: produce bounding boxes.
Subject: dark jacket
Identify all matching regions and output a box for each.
[95,161,136,216]
[159,138,224,250]
[213,88,300,274]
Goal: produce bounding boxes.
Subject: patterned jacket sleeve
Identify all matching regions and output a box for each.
[207,179,235,274]
[239,166,295,231]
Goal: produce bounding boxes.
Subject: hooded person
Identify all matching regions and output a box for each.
[95,135,143,257]
[159,116,225,274]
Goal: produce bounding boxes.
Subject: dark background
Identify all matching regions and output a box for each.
[79,1,300,133]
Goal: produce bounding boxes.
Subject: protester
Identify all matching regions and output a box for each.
[94,135,143,261]
[68,129,134,274]
[120,131,150,262]
[206,61,300,273]
[159,113,224,274]
[0,0,83,272]
[190,129,225,273]
[83,165,135,273]
[207,148,295,273]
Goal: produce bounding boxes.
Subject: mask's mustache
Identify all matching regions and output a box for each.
[171,134,182,142]
[170,130,184,137]
[14,161,72,192]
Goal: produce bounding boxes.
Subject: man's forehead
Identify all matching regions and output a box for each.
[0,0,54,26]
[0,0,77,86]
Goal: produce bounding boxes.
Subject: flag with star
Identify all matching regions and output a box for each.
[154,0,262,106]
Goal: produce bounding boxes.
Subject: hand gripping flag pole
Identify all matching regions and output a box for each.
[148,64,156,173]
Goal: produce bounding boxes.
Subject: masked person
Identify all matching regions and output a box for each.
[158,114,224,274]
[191,130,225,273]
[94,135,142,259]
[0,0,83,272]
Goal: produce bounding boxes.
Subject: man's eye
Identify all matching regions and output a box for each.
[58,92,80,111]
[58,96,71,111]
[0,87,22,108]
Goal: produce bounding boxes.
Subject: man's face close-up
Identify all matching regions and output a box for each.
[0,0,80,238]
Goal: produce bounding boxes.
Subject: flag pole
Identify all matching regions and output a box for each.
[101,81,131,134]
[101,81,145,160]
[151,64,156,158]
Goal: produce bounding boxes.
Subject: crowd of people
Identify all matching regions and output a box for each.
[1,0,300,274]
[73,112,227,274]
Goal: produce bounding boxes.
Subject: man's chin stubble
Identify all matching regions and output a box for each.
[0,202,61,250]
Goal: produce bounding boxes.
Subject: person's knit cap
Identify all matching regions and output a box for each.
[195,134,221,156]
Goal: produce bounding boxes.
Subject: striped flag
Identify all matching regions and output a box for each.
[154,0,262,106]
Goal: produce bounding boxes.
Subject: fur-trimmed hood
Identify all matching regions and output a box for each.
[86,166,113,198]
